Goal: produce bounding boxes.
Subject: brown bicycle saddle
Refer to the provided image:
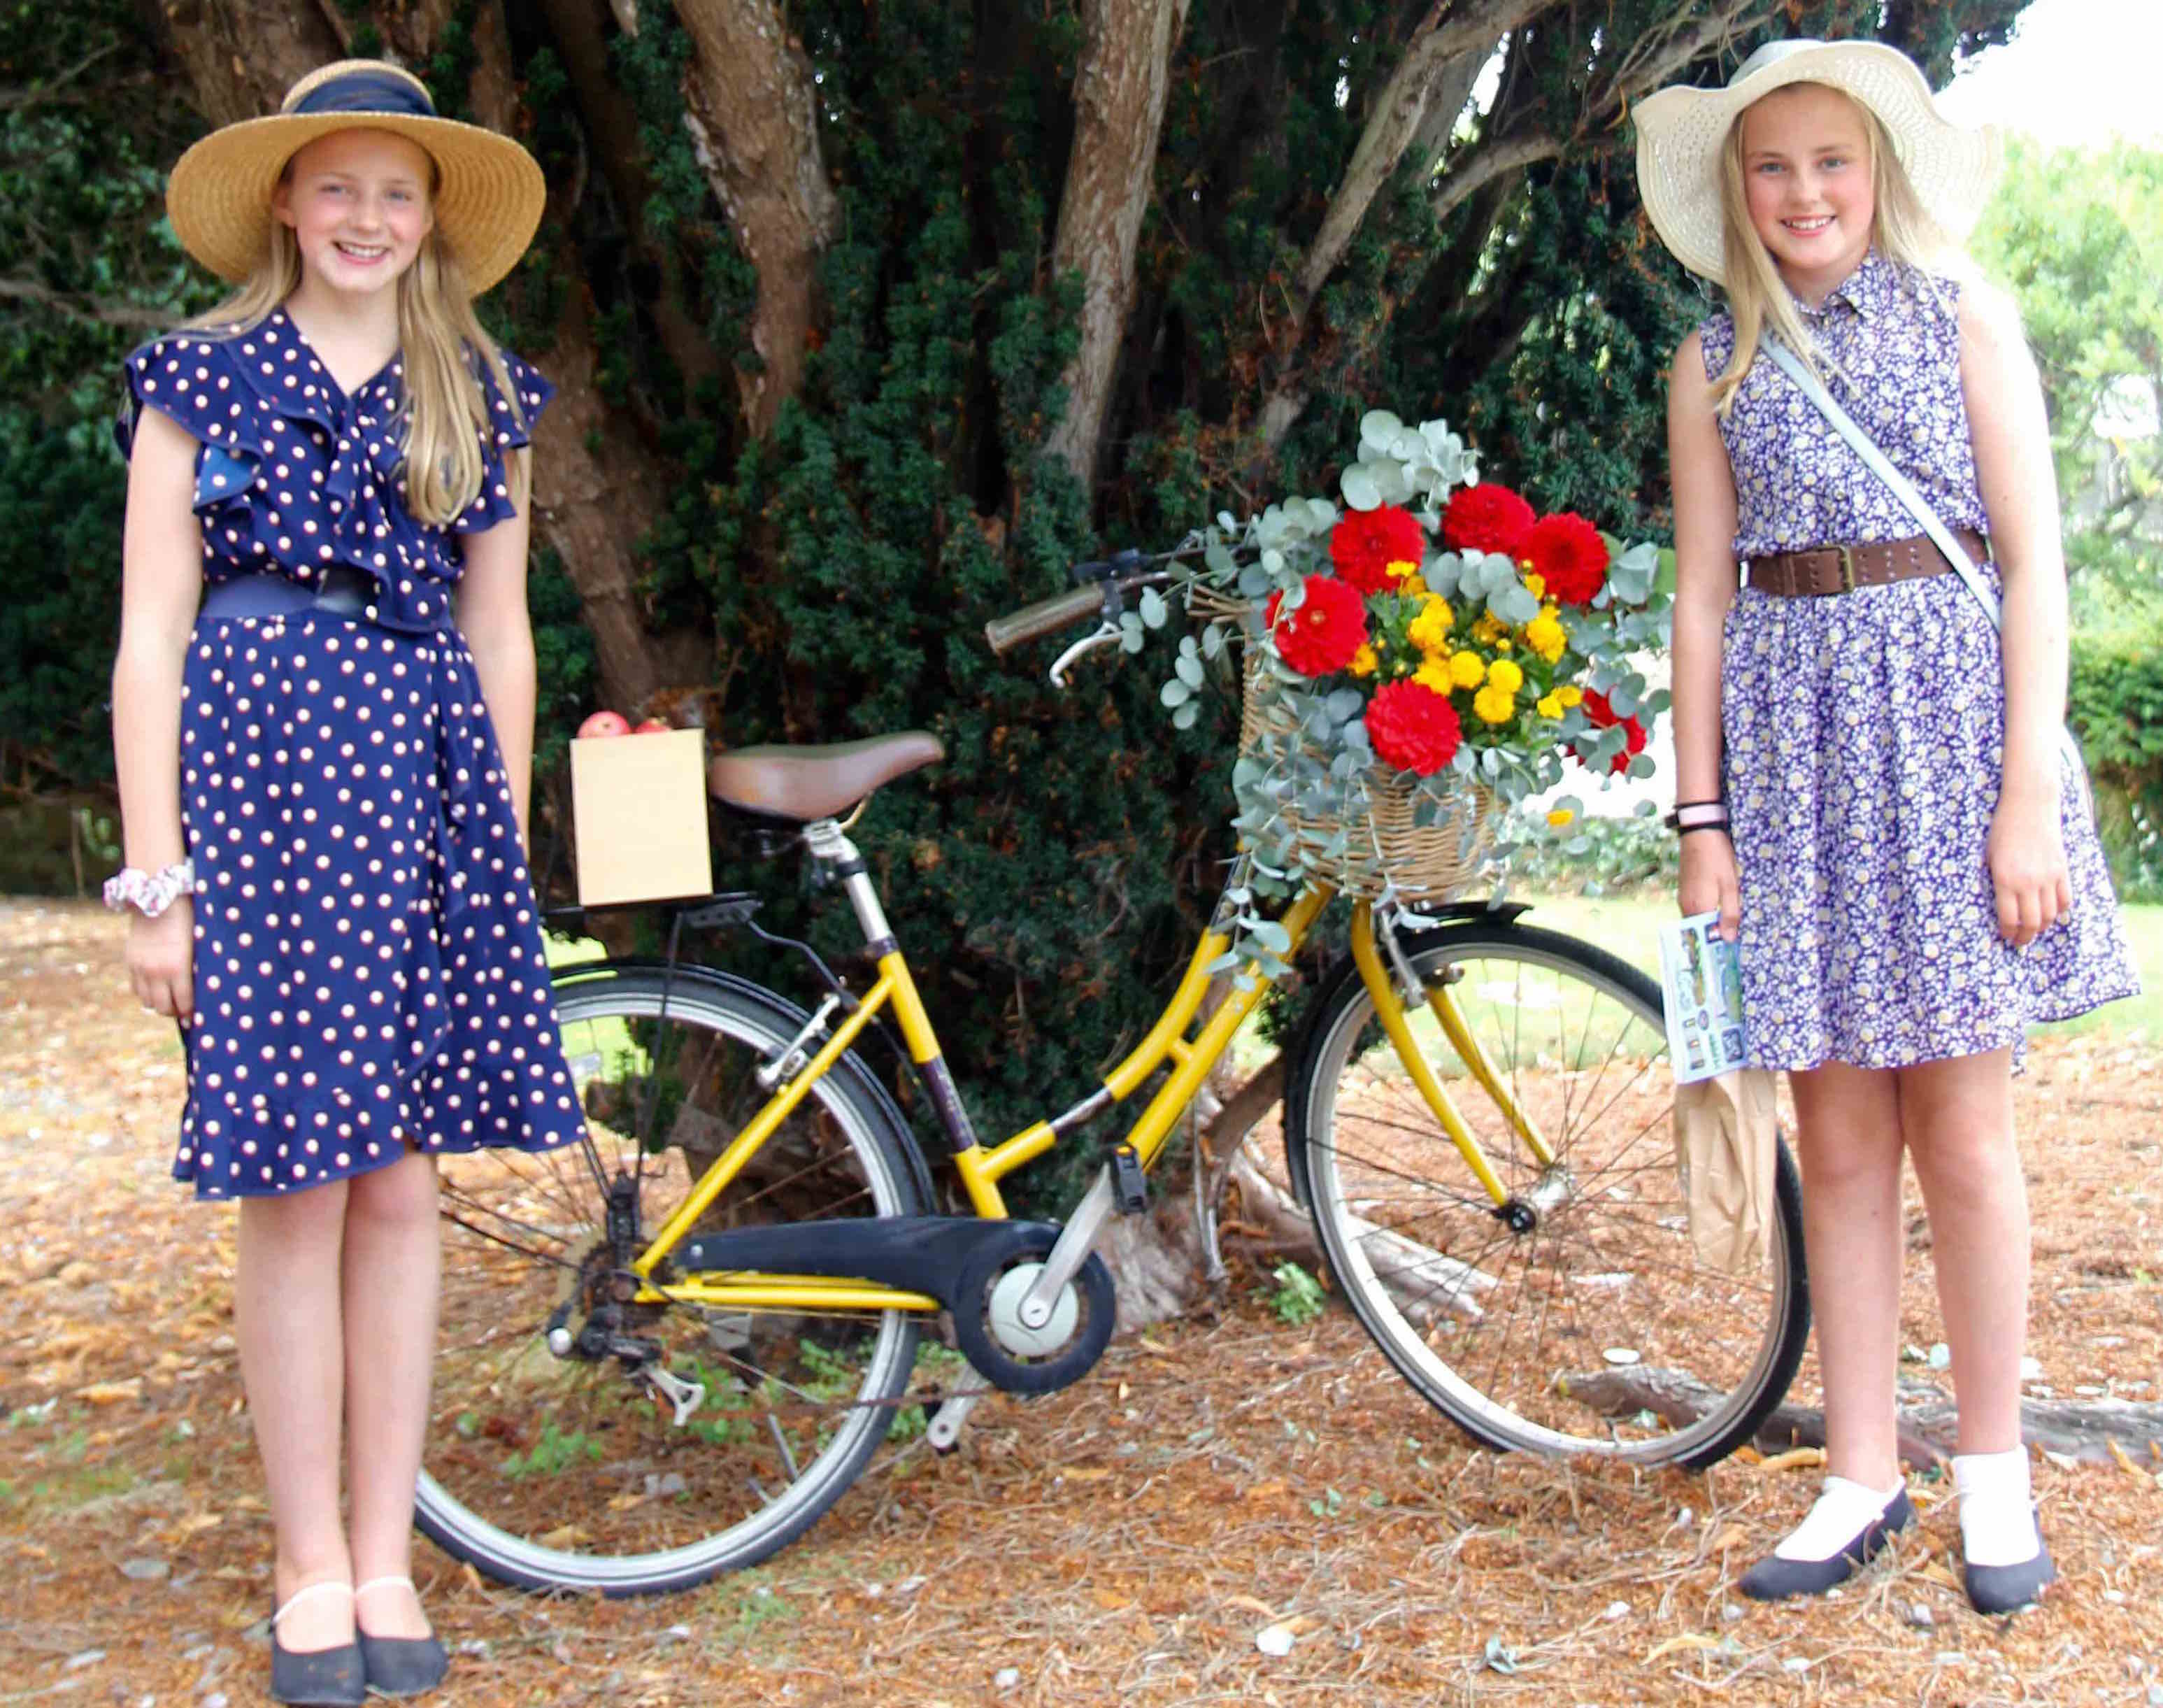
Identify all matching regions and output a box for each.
[707,732,945,822]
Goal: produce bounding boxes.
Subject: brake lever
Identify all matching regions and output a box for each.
[1049,621,1121,689]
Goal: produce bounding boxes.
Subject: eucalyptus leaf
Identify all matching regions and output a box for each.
[1238,562,1273,599]
[1172,701,1200,730]
[1139,585,1169,629]
[1325,688,1364,721]
[1176,654,1206,689]
[1340,464,1381,511]
[1159,679,1190,707]
[1247,919,1293,954]
[1201,624,1225,660]
[1120,627,1146,654]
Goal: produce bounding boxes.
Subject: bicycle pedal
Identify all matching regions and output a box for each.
[1108,1142,1148,1215]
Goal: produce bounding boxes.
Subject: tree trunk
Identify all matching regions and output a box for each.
[1041,0,1192,494]
[672,0,838,439]
[150,0,342,120]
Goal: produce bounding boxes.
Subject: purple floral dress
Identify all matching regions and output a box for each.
[1704,249,2137,1071]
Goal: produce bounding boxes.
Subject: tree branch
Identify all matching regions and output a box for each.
[673,0,841,439]
[1043,0,1193,494]
[0,276,172,332]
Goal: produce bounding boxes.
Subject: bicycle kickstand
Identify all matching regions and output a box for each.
[923,1372,994,1455]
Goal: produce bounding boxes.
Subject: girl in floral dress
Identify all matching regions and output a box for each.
[1636,41,2136,1614]
[106,61,584,1703]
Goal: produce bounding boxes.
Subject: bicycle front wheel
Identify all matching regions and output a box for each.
[1286,919,1808,1468]
[417,965,930,1594]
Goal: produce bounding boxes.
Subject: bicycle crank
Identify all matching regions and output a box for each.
[949,1224,1116,1395]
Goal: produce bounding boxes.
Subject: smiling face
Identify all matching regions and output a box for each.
[1736,83,1876,299]
[273,128,436,301]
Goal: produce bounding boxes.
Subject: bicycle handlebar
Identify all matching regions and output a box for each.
[983,585,1105,655]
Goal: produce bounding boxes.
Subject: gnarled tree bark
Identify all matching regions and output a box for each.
[672,0,838,439]
[1042,0,1192,495]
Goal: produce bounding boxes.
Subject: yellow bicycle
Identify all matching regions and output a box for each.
[417,567,1808,1593]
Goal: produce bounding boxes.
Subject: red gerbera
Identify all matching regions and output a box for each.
[1365,679,1463,776]
[1522,512,1611,606]
[1265,576,1369,676]
[1328,504,1426,595]
[1578,688,1648,776]
[1441,483,1535,559]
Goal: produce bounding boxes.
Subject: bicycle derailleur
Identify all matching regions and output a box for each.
[541,1173,708,1425]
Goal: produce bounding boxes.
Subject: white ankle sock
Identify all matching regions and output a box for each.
[1771,1475,1904,1562]
[1953,1448,2041,1568]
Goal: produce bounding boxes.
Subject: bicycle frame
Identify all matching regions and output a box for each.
[624,819,1555,1315]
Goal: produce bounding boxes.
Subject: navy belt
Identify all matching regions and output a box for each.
[199,567,375,622]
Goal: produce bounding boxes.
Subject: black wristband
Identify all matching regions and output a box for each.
[1675,821,1732,838]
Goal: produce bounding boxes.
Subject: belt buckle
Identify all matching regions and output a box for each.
[1836,545,1857,593]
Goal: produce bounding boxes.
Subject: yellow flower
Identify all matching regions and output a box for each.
[1407,596,1456,655]
[1471,613,1507,646]
[1447,650,1486,689]
[1412,656,1454,695]
[1349,643,1379,678]
[1384,559,1420,585]
[1397,573,1429,598]
[1536,691,1564,720]
[1473,683,1515,725]
[1557,684,1583,709]
[1487,657,1525,695]
[1522,570,1547,601]
[1524,612,1568,664]
[1546,806,1576,829]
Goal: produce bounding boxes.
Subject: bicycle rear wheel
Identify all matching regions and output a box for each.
[417,964,931,1593]
[1286,919,1808,1468]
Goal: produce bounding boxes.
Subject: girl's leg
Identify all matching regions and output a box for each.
[1894,1048,2025,1453]
[236,1181,355,1652]
[342,1148,442,1640]
[1787,1060,1907,1489]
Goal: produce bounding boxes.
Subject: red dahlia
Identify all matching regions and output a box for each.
[1266,576,1370,676]
[1523,512,1611,606]
[1328,504,1426,594]
[1578,688,1648,776]
[1441,483,1535,559]
[1365,679,1463,776]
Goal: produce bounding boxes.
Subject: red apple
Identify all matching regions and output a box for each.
[631,718,671,734]
[577,710,631,739]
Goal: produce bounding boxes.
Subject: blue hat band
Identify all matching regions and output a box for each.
[290,70,437,120]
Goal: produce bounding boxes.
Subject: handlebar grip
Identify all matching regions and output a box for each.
[983,585,1104,655]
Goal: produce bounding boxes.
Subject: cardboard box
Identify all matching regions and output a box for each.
[569,727,713,907]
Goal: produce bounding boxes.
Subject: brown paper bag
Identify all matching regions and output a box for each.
[569,729,713,906]
[1673,1069,1778,1275]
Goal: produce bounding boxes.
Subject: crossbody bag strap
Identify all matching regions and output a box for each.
[1760,336,2001,627]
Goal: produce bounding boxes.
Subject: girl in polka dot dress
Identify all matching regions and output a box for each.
[106,62,584,1705]
[1638,43,2136,1617]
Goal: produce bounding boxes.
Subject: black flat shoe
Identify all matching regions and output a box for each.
[355,1577,450,1698]
[270,1581,365,1708]
[1737,1487,1914,1602]
[1966,1539,2055,1615]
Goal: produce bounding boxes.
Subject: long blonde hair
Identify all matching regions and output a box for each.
[1709,83,1953,415]
[183,151,529,527]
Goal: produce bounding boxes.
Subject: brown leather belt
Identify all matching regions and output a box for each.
[1748,528,1987,597]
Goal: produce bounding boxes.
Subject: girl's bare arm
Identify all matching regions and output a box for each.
[112,404,206,1016]
[455,448,538,849]
[1666,332,1745,935]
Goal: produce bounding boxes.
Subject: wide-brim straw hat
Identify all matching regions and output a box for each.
[1634,38,2002,285]
[166,59,545,294]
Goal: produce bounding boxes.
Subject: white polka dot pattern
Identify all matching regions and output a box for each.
[119,313,585,1199]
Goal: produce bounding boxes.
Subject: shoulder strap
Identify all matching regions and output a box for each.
[1760,336,2001,628]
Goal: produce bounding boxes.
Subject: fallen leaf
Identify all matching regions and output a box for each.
[1091,1588,1132,1611]
[1706,1523,1749,1551]
[1062,1467,1113,1483]
[1221,1593,1280,1621]
[537,1524,588,1549]
[2108,1439,2148,1481]
[1756,1446,1826,1474]
[1917,1557,1964,1592]
[1243,1479,1287,1502]
[73,1379,143,1405]
[1643,1632,1722,1664]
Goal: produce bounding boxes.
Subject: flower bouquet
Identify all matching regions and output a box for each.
[1145,411,1671,968]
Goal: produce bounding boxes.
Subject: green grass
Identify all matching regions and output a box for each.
[1513,894,2163,1046]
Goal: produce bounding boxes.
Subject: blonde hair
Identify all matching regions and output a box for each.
[183,145,529,527]
[1709,82,1953,415]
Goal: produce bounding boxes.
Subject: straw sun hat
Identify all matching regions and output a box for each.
[1633,38,2003,285]
[166,59,545,294]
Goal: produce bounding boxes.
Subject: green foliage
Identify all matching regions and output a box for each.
[1267,1260,1327,1325]
[1970,136,2163,604]
[2070,627,2163,899]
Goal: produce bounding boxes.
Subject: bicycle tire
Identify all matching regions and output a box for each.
[1285,919,1808,1469]
[416,963,931,1593]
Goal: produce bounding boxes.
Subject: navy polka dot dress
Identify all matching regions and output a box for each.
[119,308,587,1199]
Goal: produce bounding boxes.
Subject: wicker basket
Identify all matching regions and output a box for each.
[1230,627,1494,902]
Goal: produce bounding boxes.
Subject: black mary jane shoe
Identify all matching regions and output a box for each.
[269,1581,366,1708]
[1736,1488,1915,1602]
[355,1577,450,1699]
[1966,1539,2056,1616]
